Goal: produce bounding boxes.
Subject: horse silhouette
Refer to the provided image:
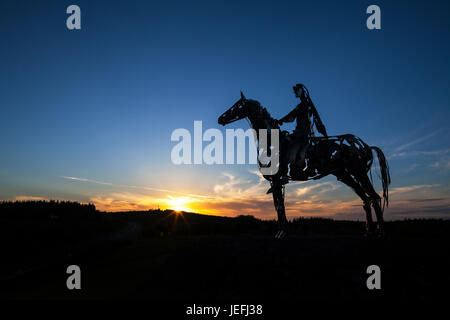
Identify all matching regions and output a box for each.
[218,92,390,238]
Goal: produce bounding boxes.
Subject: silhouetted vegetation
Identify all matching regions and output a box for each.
[0,200,96,220]
[112,210,450,239]
[0,200,122,282]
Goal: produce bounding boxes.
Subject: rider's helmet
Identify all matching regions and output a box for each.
[293,83,309,100]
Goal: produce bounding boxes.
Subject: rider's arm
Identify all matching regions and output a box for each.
[278,105,299,124]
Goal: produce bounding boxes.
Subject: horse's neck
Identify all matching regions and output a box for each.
[247,115,274,151]
[247,116,270,133]
[247,106,273,130]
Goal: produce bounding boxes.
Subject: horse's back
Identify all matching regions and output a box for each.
[309,134,373,173]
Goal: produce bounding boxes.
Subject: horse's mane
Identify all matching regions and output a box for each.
[246,99,277,126]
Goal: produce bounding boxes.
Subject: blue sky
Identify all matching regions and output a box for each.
[1,0,449,219]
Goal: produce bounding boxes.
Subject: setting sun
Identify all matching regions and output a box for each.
[165,196,192,212]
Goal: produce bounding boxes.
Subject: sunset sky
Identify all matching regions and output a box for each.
[1,0,449,220]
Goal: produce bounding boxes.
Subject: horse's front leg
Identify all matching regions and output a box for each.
[271,183,288,239]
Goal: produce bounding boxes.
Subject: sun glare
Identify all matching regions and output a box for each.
[165,196,191,212]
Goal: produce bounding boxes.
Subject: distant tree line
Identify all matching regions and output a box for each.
[0,200,97,220]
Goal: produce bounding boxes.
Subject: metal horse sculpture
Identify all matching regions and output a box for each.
[218,92,390,238]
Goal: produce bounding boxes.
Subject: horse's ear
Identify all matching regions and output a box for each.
[240,91,246,100]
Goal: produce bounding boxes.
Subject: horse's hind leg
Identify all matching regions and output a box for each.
[359,175,385,236]
[271,182,288,239]
[336,172,375,235]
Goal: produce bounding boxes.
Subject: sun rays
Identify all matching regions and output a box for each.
[165,196,193,212]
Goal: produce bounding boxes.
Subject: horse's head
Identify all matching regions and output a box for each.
[218,91,249,126]
[218,91,273,128]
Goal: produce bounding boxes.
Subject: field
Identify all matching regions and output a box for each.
[1,201,450,303]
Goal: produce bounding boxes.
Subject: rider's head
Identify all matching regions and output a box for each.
[293,83,308,101]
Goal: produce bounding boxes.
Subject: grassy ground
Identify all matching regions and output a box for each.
[1,203,449,301]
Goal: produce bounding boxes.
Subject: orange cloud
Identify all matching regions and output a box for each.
[13,196,48,201]
[85,172,450,220]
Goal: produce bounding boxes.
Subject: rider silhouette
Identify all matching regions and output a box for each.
[276,84,327,183]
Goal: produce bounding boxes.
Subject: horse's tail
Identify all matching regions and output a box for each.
[371,146,391,212]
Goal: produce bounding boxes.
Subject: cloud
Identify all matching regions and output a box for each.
[389,184,439,194]
[88,183,450,220]
[61,175,211,199]
[382,199,450,219]
[407,198,444,203]
[402,163,420,173]
[295,181,340,198]
[13,196,47,201]
[212,171,268,201]
[389,148,450,159]
[430,158,450,172]
[213,172,248,194]
[91,192,159,212]
[394,129,441,152]
[65,174,450,220]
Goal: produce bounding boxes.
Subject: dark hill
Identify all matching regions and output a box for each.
[1,200,449,303]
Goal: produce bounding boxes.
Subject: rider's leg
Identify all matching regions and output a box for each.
[291,143,309,179]
[297,144,308,170]
[280,138,295,182]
